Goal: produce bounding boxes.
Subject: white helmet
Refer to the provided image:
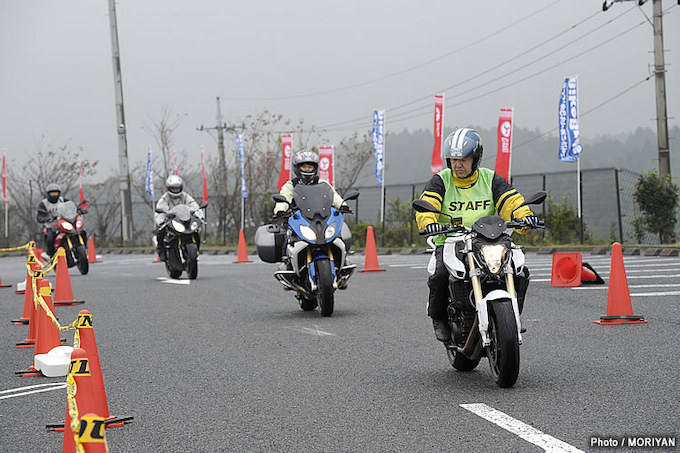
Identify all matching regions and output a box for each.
[292,150,319,185]
[165,175,184,199]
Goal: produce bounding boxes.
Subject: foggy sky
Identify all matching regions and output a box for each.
[1,0,678,179]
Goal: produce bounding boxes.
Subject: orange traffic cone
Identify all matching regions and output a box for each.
[359,226,385,273]
[16,264,42,347]
[550,252,603,287]
[594,242,647,325]
[234,229,252,263]
[87,236,101,263]
[12,261,40,325]
[77,413,109,452]
[75,310,133,428]
[53,248,85,306]
[33,278,63,356]
[62,348,98,452]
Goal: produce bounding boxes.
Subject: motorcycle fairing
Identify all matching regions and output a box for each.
[441,236,466,279]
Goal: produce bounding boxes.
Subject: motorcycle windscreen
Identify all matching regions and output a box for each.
[57,201,78,222]
[167,204,192,222]
[292,184,334,222]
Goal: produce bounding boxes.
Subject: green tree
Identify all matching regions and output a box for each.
[543,193,587,244]
[633,171,679,244]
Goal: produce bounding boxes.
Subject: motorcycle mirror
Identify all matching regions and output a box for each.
[78,199,87,206]
[155,207,166,214]
[272,194,287,203]
[412,199,454,222]
[199,202,208,209]
[523,191,547,206]
[342,191,360,201]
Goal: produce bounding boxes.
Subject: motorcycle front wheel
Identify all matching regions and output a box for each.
[186,243,198,280]
[165,246,183,279]
[315,258,335,317]
[487,300,520,388]
[75,244,89,275]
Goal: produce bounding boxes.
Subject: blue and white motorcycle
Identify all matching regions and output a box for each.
[264,184,359,317]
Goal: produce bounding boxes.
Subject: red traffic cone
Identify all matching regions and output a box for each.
[550,252,604,287]
[62,349,98,452]
[234,229,252,263]
[77,413,109,452]
[53,248,85,306]
[359,226,385,273]
[87,236,101,263]
[33,278,63,357]
[594,242,647,325]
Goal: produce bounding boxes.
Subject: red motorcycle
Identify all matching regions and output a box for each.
[47,200,89,275]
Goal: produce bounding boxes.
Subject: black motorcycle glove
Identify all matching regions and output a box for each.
[425,223,442,234]
[275,210,286,218]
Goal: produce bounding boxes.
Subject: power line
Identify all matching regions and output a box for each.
[218,1,562,102]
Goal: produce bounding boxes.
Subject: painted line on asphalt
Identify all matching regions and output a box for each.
[0,383,66,400]
[156,277,191,285]
[533,273,680,283]
[573,283,680,290]
[460,403,583,452]
[287,326,335,336]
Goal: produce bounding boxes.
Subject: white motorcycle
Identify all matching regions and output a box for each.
[413,191,546,388]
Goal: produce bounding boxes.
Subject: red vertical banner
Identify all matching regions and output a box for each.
[277,134,292,191]
[495,107,514,182]
[2,152,8,203]
[173,151,178,175]
[201,146,208,204]
[318,146,334,186]
[77,159,88,209]
[431,94,444,174]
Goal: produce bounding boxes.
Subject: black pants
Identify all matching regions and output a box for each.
[427,245,531,320]
[156,228,166,257]
[44,229,57,257]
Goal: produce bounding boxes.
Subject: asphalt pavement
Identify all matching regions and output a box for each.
[0,251,678,452]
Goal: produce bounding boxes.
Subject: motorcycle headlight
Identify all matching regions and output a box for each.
[76,219,83,229]
[299,225,317,241]
[480,244,506,275]
[324,223,337,240]
[171,220,186,233]
[191,221,199,231]
[62,221,74,231]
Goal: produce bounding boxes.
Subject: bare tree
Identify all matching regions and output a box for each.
[335,130,374,193]
[6,137,98,245]
[142,106,189,183]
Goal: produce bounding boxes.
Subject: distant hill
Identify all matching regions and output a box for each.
[353,125,680,187]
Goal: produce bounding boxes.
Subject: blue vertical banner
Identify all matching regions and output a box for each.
[145,145,154,202]
[372,109,385,184]
[236,134,248,199]
[558,76,583,162]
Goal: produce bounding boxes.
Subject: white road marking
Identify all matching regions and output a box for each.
[533,273,680,283]
[461,403,583,452]
[0,383,66,400]
[287,326,335,336]
[156,277,191,285]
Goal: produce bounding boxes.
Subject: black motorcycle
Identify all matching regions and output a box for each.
[155,202,207,280]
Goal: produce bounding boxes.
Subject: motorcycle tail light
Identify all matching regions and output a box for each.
[480,244,506,275]
[171,220,186,233]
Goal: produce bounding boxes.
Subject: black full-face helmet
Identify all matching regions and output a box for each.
[46,183,61,203]
[165,175,184,199]
[291,150,319,185]
[443,128,484,176]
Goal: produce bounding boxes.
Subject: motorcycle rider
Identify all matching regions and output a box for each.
[273,150,350,276]
[36,183,69,258]
[155,175,200,261]
[415,128,540,342]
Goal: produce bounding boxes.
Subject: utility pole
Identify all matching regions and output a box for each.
[107,0,134,244]
[603,0,672,178]
[197,97,243,244]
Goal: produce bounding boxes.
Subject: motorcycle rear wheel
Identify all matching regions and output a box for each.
[487,300,520,388]
[186,243,199,280]
[75,244,89,275]
[315,258,335,317]
[165,247,183,279]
